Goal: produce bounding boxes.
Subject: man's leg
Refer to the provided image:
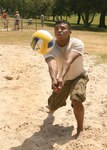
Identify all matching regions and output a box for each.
[47,84,69,115]
[71,99,84,136]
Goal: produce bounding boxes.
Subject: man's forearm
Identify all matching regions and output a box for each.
[45,57,58,82]
[49,65,58,81]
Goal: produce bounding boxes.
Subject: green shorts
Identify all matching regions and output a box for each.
[48,74,89,111]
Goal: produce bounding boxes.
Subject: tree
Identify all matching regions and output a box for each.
[71,0,97,27]
[52,0,72,21]
[97,0,107,28]
[22,0,52,18]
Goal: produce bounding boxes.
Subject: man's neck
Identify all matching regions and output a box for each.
[56,36,70,47]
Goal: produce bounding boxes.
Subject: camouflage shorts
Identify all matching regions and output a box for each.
[48,74,89,111]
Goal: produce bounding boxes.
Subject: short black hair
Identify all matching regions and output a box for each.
[54,20,71,30]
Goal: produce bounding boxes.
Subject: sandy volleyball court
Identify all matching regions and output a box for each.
[0,38,107,150]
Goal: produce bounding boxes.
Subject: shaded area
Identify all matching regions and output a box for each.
[10,114,74,150]
[44,21,107,32]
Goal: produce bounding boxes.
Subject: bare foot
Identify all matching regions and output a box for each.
[72,128,83,139]
[77,126,83,133]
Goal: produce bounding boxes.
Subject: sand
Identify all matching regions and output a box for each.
[0,44,107,150]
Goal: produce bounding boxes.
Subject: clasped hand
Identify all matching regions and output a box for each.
[52,77,64,93]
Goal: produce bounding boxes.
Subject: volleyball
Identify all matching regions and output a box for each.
[31,30,54,54]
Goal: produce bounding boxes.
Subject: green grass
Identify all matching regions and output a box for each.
[44,14,107,32]
[0,14,107,32]
[97,53,107,63]
[87,51,107,64]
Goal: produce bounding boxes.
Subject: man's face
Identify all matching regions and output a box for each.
[54,23,71,40]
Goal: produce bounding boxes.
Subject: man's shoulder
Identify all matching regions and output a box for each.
[69,37,84,53]
[70,37,84,45]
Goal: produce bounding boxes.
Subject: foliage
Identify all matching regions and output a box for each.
[0,0,106,28]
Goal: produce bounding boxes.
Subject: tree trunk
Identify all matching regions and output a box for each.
[77,13,81,25]
[52,15,55,21]
[0,6,3,13]
[98,11,106,28]
[60,16,62,20]
[66,16,68,21]
[82,13,89,27]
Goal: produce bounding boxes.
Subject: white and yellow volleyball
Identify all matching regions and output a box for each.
[31,30,54,54]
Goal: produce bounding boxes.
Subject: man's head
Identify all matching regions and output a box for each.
[54,20,71,45]
[54,20,71,30]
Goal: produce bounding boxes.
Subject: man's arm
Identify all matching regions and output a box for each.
[58,51,81,88]
[45,57,58,91]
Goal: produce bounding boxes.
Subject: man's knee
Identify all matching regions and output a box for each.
[71,99,83,110]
